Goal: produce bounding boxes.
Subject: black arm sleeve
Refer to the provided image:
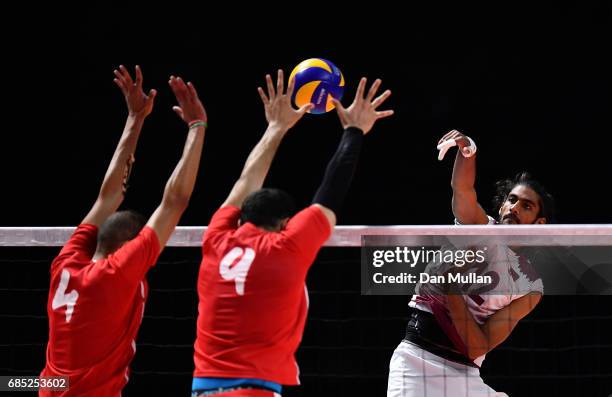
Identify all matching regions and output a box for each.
[312,127,364,213]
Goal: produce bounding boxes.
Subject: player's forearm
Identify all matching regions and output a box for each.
[237,123,286,189]
[312,127,364,213]
[98,114,146,200]
[446,295,490,360]
[450,152,486,223]
[451,151,477,193]
[223,124,287,207]
[162,125,206,208]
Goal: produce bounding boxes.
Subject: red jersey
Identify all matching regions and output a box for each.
[194,205,331,385]
[40,224,160,397]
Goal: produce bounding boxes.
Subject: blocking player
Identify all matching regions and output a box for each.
[191,71,393,396]
[40,66,207,396]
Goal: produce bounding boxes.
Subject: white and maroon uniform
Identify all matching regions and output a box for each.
[388,216,543,397]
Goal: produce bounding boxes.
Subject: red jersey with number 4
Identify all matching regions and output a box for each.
[194,205,331,385]
[40,224,160,397]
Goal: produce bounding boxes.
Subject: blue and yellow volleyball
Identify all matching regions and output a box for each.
[289,58,344,114]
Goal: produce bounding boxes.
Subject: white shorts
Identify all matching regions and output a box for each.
[387,341,508,397]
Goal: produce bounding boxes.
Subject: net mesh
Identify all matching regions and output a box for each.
[1,226,611,396]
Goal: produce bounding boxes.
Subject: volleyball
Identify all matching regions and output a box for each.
[289,58,344,114]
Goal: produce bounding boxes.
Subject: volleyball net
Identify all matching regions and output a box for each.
[1,225,611,396]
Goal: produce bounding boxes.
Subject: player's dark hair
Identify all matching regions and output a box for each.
[97,210,146,255]
[492,172,556,223]
[240,188,296,229]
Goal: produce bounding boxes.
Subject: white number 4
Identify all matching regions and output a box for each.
[52,269,79,322]
[219,247,255,296]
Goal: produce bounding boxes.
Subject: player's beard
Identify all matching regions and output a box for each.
[500,213,520,224]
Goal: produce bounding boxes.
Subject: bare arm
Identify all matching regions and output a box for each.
[83,65,156,226]
[222,70,312,208]
[312,77,394,229]
[438,130,488,225]
[447,292,541,360]
[146,76,207,247]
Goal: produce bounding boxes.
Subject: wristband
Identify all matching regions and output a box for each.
[461,136,477,158]
[189,120,207,129]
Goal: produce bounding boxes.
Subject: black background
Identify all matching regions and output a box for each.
[2,2,611,396]
[4,2,612,226]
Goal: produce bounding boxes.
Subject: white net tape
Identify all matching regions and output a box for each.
[1,225,611,247]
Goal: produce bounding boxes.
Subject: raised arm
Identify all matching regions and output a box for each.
[222,70,313,208]
[82,65,156,226]
[437,130,488,225]
[145,76,207,247]
[312,77,394,228]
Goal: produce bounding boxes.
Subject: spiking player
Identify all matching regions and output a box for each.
[387,129,555,397]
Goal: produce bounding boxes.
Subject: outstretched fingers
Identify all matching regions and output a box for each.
[113,77,126,94]
[169,76,188,104]
[119,65,133,86]
[366,79,382,102]
[438,129,461,145]
[330,97,345,112]
[187,81,199,102]
[286,74,296,98]
[276,69,284,96]
[172,105,184,119]
[354,77,367,103]
[371,89,391,108]
[266,74,276,101]
[376,109,394,119]
[258,87,270,105]
[113,68,127,94]
[146,89,157,105]
[331,98,348,126]
[135,65,143,89]
[297,102,314,115]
